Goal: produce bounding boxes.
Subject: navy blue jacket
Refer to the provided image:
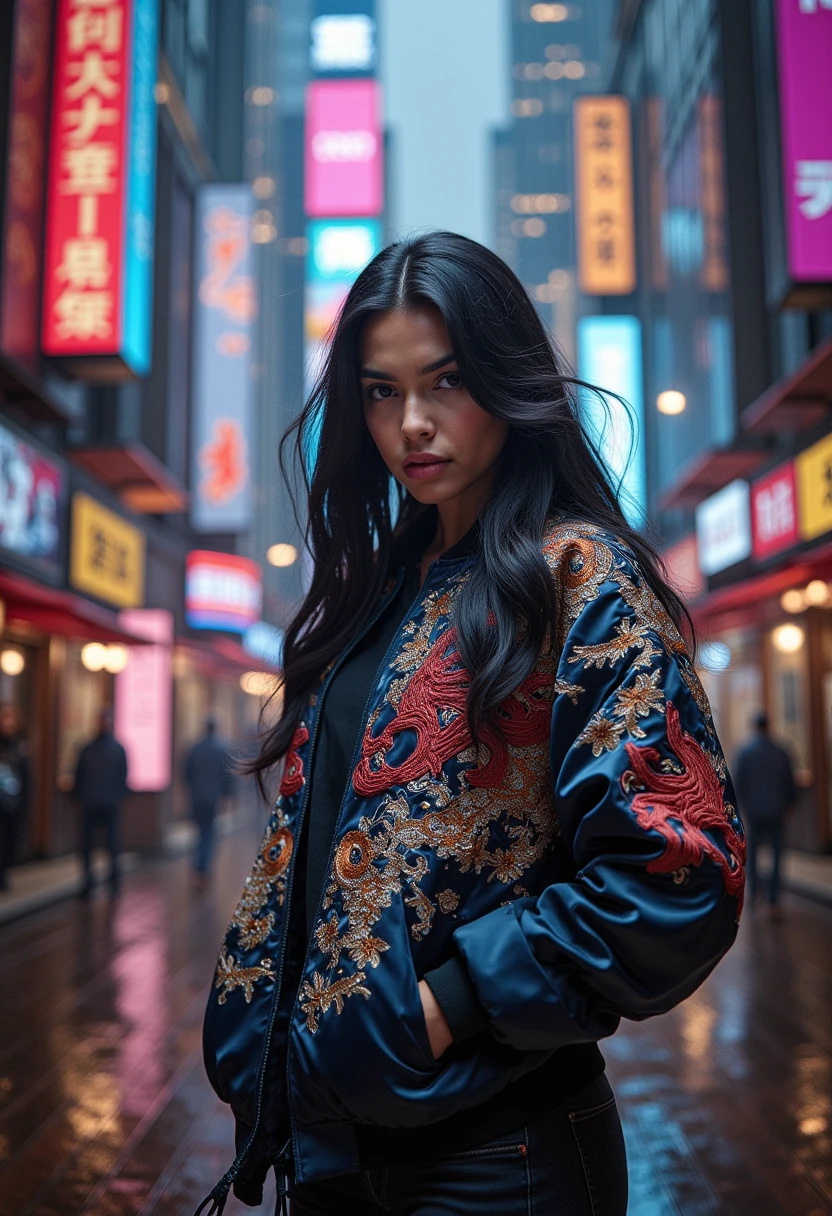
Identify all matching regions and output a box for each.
[198,521,745,1209]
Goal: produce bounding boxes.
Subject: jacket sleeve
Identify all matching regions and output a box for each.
[452,538,746,1054]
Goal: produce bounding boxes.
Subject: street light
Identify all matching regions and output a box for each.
[267,543,298,567]
[0,649,25,676]
[657,390,686,415]
[772,623,805,654]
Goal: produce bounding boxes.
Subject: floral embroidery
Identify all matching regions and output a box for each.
[302,520,730,1030]
[214,946,274,1005]
[437,889,460,914]
[213,808,294,1001]
[280,721,309,797]
[622,700,745,909]
[300,971,371,1032]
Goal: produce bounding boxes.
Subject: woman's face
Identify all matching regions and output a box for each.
[360,305,509,510]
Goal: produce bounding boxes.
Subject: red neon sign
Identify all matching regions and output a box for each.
[42,0,130,359]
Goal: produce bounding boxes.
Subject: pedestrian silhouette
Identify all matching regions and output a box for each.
[734,711,796,919]
[184,717,233,889]
[74,707,129,897]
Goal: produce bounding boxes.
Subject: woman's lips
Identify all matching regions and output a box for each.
[403,458,451,481]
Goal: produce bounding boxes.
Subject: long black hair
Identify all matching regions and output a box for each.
[250,230,692,790]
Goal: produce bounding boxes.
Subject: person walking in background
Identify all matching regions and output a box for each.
[74,707,129,897]
[0,704,30,891]
[734,712,796,919]
[185,717,233,889]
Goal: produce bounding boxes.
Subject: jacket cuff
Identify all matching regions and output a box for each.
[423,955,489,1043]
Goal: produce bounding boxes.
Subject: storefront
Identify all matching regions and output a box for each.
[692,420,832,855]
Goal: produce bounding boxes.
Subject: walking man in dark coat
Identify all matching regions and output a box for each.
[74,707,129,896]
[734,711,796,918]
[184,717,233,887]
[0,704,30,890]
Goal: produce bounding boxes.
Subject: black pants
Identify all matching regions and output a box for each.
[746,819,784,906]
[289,1074,628,1215]
[0,813,21,887]
[82,806,120,891]
[192,798,218,875]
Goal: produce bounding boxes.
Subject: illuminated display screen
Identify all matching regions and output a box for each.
[577,315,645,526]
[305,79,383,218]
[310,14,375,72]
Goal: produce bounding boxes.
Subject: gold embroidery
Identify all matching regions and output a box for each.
[437,889,460,913]
[214,946,274,1004]
[227,811,294,951]
[300,970,371,1032]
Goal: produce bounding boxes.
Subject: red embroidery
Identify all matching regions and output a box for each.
[353,628,552,796]
[623,701,745,908]
[280,722,309,797]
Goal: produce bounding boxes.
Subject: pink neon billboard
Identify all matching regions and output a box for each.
[775,0,832,284]
[305,80,383,218]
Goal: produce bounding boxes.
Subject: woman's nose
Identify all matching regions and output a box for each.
[401,393,434,440]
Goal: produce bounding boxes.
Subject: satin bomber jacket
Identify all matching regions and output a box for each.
[201,520,745,1201]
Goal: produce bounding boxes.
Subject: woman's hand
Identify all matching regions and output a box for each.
[418,979,454,1059]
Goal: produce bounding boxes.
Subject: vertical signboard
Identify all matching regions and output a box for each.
[304,218,382,393]
[191,185,257,532]
[577,315,645,526]
[41,0,159,377]
[695,480,752,576]
[796,431,832,541]
[115,608,173,791]
[775,0,832,289]
[305,79,383,218]
[751,460,798,559]
[574,96,636,296]
[0,0,52,369]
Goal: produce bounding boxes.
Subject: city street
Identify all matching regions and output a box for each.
[0,827,829,1216]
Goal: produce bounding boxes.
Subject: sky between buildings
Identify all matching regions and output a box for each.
[379,0,511,249]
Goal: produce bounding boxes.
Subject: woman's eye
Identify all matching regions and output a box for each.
[436,372,463,390]
[367,383,397,401]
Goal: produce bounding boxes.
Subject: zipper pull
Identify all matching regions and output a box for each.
[275,1170,289,1216]
[192,1173,232,1215]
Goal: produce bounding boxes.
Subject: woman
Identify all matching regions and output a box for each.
[197,232,745,1216]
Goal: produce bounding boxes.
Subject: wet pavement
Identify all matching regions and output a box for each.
[0,823,830,1215]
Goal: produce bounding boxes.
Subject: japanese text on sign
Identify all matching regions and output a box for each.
[70,491,145,608]
[43,0,129,352]
[574,96,636,295]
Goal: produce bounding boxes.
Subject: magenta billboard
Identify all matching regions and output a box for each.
[775,0,832,285]
[305,79,383,218]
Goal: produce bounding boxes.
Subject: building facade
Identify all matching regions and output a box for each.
[610,0,832,853]
[0,0,271,869]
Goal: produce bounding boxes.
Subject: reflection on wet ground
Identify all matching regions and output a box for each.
[0,824,830,1214]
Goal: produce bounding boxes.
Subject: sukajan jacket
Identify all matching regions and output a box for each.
[197,520,745,1212]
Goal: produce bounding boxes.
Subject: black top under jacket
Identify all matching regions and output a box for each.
[299,526,604,1164]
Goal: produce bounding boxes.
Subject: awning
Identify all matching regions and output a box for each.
[177,635,280,678]
[0,569,151,645]
[71,443,188,514]
[743,335,832,436]
[692,535,832,629]
[658,446,766,511]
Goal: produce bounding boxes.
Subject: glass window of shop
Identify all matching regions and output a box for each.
[0,637,42,863]
[162,0,212,146]
[697,626,763,769]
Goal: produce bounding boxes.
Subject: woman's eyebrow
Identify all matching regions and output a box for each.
[359,353,456,380]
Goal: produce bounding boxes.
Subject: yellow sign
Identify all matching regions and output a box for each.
[796,432,832,541]
[574,96,636,295]
[70,493,145,608]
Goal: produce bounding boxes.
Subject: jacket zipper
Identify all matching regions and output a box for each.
[285,558,452,1181]
[193,570,408,1214]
